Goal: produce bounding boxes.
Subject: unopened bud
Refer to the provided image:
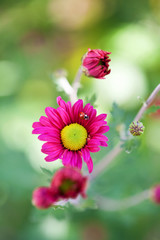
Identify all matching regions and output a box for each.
[129,121,145,136]
[151,185,160,204]
[82,48,111,79]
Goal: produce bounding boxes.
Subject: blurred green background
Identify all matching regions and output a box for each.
[0,0,160,239]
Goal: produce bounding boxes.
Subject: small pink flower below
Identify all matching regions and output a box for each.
[51,167,87,199]
[32,167,88,209]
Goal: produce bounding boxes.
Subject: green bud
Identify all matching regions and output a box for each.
[129,121,145,136]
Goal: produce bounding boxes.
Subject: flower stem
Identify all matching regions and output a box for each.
[91,84,160,179]
[95,189,150,211]
[134,84,160,122]
[70,66,83,104]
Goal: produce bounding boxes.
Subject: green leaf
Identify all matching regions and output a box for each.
[111,102,125,124]
[145,105,160,115]
[51,205,67,210]
[84,93,97,108]
[78,198,98,210]
[50,204,69,220]
[121,138,140,154]
[40,167,53,177]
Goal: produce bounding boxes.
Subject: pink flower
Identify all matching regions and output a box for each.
[32,187,58,209]
[32,167,88,209]
[82,48,111,79]
[151,184,160,204]
[51,167,88,199]
[32,96,109,173]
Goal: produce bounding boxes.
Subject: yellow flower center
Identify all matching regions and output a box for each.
[61,123,87,151]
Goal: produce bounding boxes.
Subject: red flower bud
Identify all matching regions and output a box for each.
[51,167,88,199]
[151,184,160,204]
[32,187,58,209]
[82,48,111,79]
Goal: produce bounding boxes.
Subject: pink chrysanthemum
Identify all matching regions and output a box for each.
[32,96,109,173]
[82,48,111,79]
[51,167,88,199]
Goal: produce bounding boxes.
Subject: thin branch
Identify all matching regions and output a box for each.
[96,189,150,211]
[90,142,122,180]
[91,84,160,179]
[70,66,83,104]
[72,66,83,94]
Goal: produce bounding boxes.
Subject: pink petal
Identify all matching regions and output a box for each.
[83,103,91,114]
[83,58,99,69]
[57,96,68,110]
[70,151,76,168]
[62,150,72,166]
[66,101,73,122]
[87,124,100,135]
[92,134,108,141]
[84,104,93,117]
[89,108,97,121]
[95,114,107,122]
[45,107,64,129]
[57,97,72,122]
[81,148,93,173]
[39,116,52,127]
[86,157,93,173]
[57,107,71,125]
[99,141,108,147]
[88,65,103,77]
[72,99,83,123]
[87,139,100,147]
[81,148,90,162]
[45,149,63,162]
[38,133,60,141]
[32,122,43,128]
[87,146,100,152]
[77,152,82,170]
[42,143,63,154]
[97,125,110,134]
[32,127,56,135]
[83,105,96,126]
[42,142,61,150]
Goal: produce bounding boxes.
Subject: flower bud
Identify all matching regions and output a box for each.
[151,185,160,204]
[129,121,145,136]
[32,187,58,209]
[82,48,111,79]
[51,167,88,199]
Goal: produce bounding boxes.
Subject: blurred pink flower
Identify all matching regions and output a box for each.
[51,167,88,199]
[32,187,58,209]
[32,96,109,173]
[151,184,160,204]
[32,167,88,209]
[82,48,111,79]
